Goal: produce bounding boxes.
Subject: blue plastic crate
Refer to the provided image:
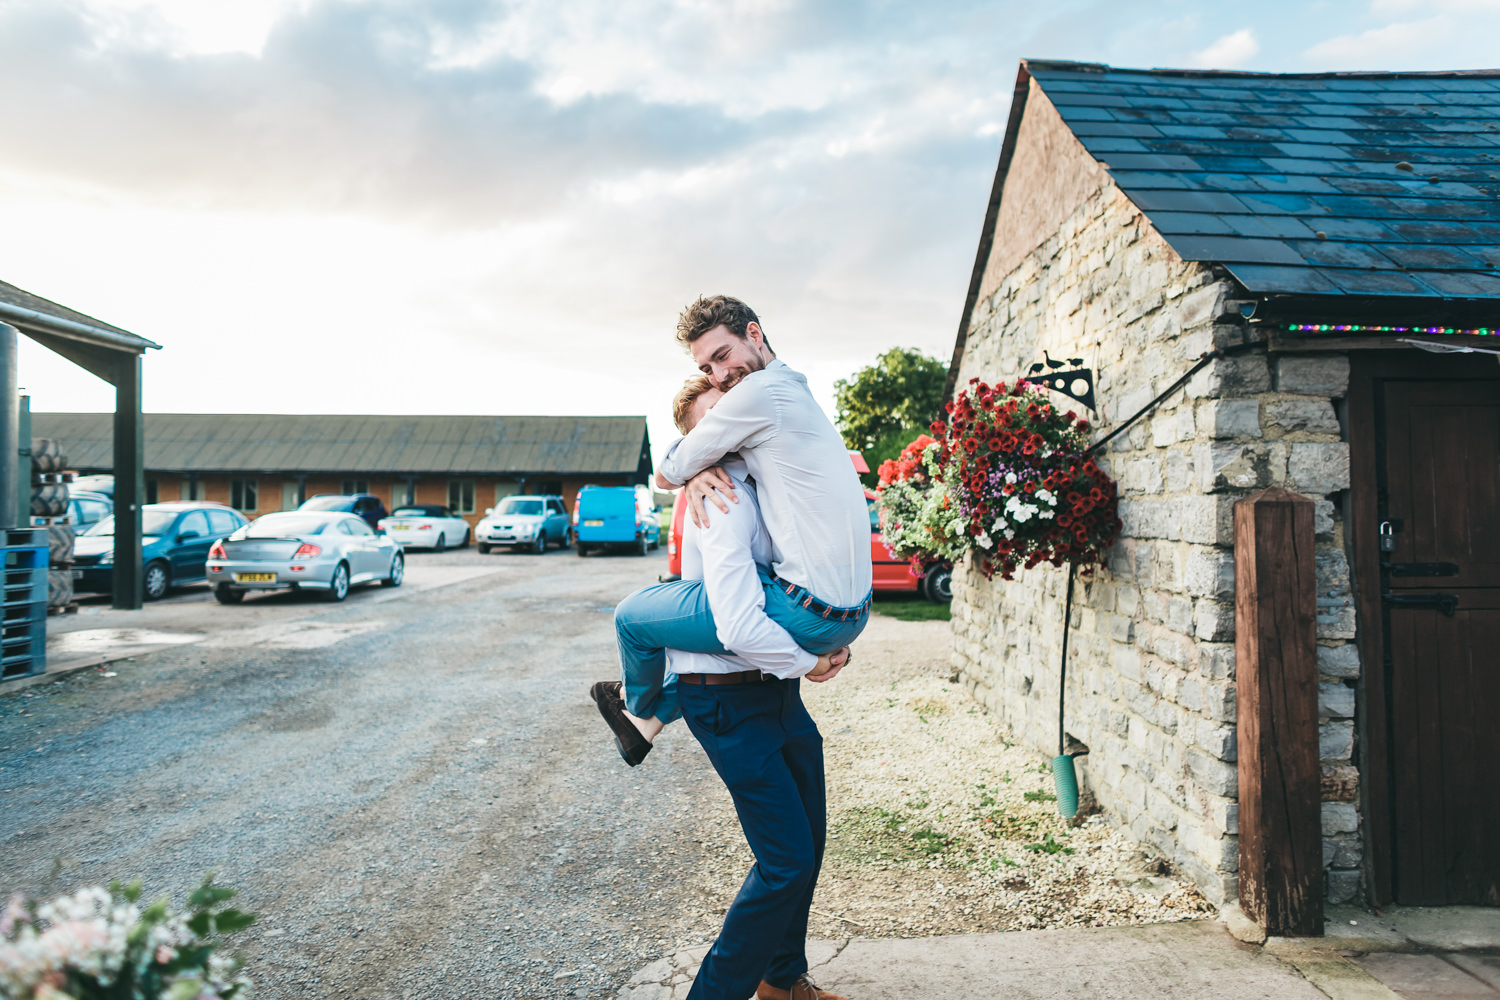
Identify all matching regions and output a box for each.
[0,535,49,682]
[0,618,44,680]
[3,558,47,607]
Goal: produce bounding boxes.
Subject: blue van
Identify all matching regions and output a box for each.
[573,486,660,557]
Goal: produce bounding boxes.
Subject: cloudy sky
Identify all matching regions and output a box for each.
[6,0,1498,460]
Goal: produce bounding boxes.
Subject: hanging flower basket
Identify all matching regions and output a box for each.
[872,435,968,572]
[930,378,1122,580]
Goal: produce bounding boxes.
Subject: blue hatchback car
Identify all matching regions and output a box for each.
[72,502,248,601]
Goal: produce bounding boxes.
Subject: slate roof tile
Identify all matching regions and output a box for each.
[1022,62,1500,301]
[1318,268,1435,295]
[1223,264,1342,293]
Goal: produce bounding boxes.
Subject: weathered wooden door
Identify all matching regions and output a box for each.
[1379,379,1500,906]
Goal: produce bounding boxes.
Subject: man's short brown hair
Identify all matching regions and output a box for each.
[675,294,772,353]
[672,375,716,434]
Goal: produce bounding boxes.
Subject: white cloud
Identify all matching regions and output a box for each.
[1191,28,1258,68]
[1302,15,1451,68]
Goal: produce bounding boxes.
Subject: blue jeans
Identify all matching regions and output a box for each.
[678,676,824,999]
[613,568,869,724]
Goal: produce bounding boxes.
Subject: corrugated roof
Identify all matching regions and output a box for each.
[32,413,650,476]
[0,278,158,351]
[1026,61,1500,300]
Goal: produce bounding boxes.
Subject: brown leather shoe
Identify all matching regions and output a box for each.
[756,974,849,1000]
[589,680,652,766]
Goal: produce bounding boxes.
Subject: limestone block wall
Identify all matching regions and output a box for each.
[950,186,1364,906]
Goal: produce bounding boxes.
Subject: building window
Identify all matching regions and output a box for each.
[448,480,475,514]
[230,479,258,511]
[534,480,562,496]
[393,482,415,509]
[144,479,158,504]
[180,480,205,501]
[281,482,301,511]
[342,479,369,495]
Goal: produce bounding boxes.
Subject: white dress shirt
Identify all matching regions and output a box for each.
[658,359,873,607]
[665,458,820,679]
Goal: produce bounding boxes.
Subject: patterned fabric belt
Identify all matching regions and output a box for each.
[767,570,873,622]
[678,670,778,686]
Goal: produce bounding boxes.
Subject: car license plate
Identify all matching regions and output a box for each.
[391,525,409,531]
[236,572,277,583]
[584,519,605,527]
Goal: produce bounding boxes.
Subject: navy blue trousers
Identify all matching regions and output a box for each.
[678,677,825,1000]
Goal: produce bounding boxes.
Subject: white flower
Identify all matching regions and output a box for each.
[976,531,993,549]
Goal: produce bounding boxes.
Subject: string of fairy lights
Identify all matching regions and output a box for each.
[1283,323,1496,337]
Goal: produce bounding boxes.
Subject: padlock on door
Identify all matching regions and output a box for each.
[1379,520,1396,553]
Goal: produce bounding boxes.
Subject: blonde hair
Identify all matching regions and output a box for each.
[672,375,716,434]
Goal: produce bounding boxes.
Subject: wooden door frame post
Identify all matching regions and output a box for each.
[1235,486,1323,936]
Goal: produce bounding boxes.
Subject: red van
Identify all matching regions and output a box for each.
[663,451,952,603]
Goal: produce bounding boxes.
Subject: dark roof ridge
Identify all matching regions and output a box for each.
[1022,58,1500,82]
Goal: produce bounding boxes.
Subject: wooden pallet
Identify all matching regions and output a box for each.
[47,602,79,616]
[29,516,74,526]
[31,472,75,485]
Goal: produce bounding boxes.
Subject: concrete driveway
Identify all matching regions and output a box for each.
[3,543,712,999]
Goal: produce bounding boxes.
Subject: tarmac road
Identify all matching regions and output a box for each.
[0,543,730,999]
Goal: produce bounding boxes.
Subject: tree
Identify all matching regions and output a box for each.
[834,347,949,488]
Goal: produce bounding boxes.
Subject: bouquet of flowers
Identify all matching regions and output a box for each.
[873,435,969,571]
[931,378,1121,580]
[0,877,254,1000]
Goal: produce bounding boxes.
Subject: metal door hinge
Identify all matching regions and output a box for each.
[1388,562,1459,578]
[1383,592,1459,617]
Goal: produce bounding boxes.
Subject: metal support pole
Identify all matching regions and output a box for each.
[112,354,143,609]
[0,324,18,530]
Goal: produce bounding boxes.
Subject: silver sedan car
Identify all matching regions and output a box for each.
[206,511,404,604]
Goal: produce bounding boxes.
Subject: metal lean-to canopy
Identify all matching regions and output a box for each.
[0,278,159,610]
[0,278,159,366]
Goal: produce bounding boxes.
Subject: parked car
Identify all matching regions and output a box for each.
[298,494,389,530]
[206,510,403,603]
[661,494,688,581]
[866,488,952,602]
[573,485,659,557]
[72,502,248,601]
[476,495,571,554]
[378,504,470,550]
[70,474,114,496]
[66,490,113,532]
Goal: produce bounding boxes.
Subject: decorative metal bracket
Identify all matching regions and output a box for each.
[1027,352,1096,413]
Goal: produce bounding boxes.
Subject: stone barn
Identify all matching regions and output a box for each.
[945,60,1500,916]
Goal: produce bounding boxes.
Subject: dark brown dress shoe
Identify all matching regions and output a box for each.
[589,680,652,766]
[757,975,850,1000]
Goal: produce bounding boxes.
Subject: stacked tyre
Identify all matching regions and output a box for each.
[32,439,74,612]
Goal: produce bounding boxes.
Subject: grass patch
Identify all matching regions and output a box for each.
[1024,833,1074,855]
[872,597,951,622]
[1023,790,1057,803]
[829,806,961,862]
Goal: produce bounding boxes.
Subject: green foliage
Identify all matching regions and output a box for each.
[834,348,949,454]
[856,423,931,489]
[1023,790,1058,803]
[1,874,255,999]
[1024,833,1075,855]
[872,597,951,622]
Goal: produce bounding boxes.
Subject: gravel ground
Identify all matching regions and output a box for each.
[1,554,1208,999]
[654,611,1214,951]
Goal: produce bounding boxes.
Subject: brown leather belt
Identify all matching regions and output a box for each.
[677,670,777,686]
